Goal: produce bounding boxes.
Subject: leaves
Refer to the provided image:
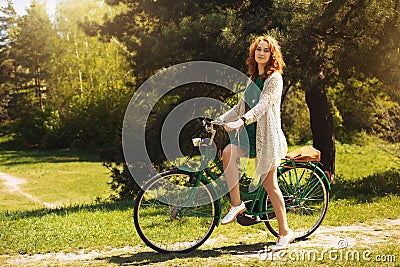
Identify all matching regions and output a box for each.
[0,0,399,197]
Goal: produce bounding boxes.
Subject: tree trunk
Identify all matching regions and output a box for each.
[305,87,335,179]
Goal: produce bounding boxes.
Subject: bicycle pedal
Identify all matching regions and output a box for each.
[236,214,261,226]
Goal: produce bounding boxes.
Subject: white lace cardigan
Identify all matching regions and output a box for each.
[219,71,288,175]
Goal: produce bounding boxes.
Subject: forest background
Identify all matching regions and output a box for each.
[0,0,399,198]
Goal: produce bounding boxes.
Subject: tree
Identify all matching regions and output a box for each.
[97,0,400,197]
[48,0,134,149]
[3,1,60,146]
[278,0,400,179]
[96,0,308,198]
[0,0,15,78]
[0,1,16,122]
[10,0,56,110]
[1,0,134,148]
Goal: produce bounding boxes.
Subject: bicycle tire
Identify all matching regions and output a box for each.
[264,164,329,240]
[134,169,220,253]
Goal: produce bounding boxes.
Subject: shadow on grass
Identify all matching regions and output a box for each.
[331,168,400,202]
[96,242,274,266]
[4,168,399,218]
[0,148,102,166]
[0,132,102,165]
[2,201,135,219]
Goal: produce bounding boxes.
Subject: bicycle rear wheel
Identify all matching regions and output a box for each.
[134,170,220,253]
[264,164,329,240]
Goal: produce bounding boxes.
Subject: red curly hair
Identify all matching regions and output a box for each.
[246,35,285,81]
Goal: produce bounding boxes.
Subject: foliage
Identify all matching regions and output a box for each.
[0,0,134,150]
[0,1,15,121]
[46,0,134,150]
[9,0,57,111]
[279,0,399,174]
[95,0,399,197]
[326,77,397,143]
[12,107,63,148]
[332,168,400,201]
[104,162,140,201]
[0,0,399,198]
[281,84,312,145]
[372,90,400,165]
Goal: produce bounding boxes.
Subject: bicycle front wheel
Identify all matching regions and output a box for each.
[134,170,220,253]
[264,164,329,240]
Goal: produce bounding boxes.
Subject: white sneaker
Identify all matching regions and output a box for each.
[271,230,295,252]
[221,202,246,225]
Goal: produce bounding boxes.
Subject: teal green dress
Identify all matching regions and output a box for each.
[231,75,264,157]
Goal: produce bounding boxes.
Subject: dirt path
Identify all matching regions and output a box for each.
[233,218,400,261]
[1,219,399,266]
[0,172,57,208]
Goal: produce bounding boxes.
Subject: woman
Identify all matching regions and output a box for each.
[217,35,294,252]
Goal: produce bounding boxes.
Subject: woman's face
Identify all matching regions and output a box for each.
[255,40,271,66]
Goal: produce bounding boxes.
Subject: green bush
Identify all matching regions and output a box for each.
[332,168,400,201]
[281,85,312,145]
[327,77,396,143]
[104,162,140,200]
[11,107,64,148]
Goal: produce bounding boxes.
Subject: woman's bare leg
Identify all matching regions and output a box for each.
[262,168,291,236]
[222,144,248,206]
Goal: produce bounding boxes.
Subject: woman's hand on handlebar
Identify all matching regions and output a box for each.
[202,117,244,131]
[212,117,224,126]
[224,119,244,131]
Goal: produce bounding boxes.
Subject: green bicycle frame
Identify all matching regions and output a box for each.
[177,137,331,225]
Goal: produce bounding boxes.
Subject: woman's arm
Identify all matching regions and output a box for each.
[218,100,242,123]
[218,79,252,123]
[241,72,283,124]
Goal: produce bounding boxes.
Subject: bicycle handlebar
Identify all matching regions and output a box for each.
[193,118,223,147]
[202,118,223,132]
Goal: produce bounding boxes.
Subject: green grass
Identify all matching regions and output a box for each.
[0,149,112,210]
[0,136,399,266]
[325,195,400,225]
[0,202,140,255]
[335,137,399,180]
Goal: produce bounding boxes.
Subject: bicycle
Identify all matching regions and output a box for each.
[133,118,331,253]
